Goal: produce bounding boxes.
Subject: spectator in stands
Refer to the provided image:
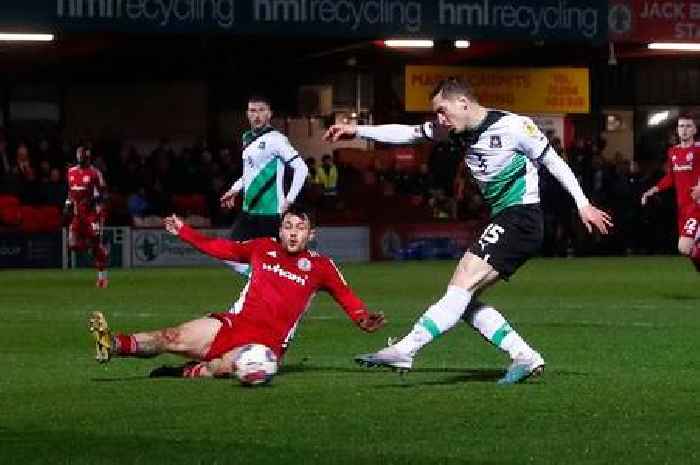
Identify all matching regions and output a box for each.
[40,167,67,206]
[128,187,151,218]
[1,136,13,179]
[35,137,63,169]
[16,143,35,182]
[569,136,593,191]
[38,160,52,183]
[432,142,463,193]
[306,157,318,181]
[317,154,338,196]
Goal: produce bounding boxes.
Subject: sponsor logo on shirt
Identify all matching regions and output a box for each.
[262,263,307,286]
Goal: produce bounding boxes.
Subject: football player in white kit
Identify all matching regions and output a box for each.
[324,77,612,384]
[220,95,309,322]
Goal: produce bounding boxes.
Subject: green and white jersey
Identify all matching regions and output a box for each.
[240,126,300,215]
[426,111,550,217]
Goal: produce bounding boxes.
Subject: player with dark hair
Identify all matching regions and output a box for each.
[220,95,309,243]
[325,77,612,384]
[88,206,384,378]
[641,115,700,269]
[65,146,109,288]
[219,95,310,312]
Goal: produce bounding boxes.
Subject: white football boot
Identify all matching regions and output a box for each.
[354,344,414,373]
[497,351,545,385]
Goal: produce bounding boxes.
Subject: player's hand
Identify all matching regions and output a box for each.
[164,214,184,235]
[691,184,700,203]
[62,201,74,224]
[641,187,657,206]
[357,312,385,333]
[579,204,613,235]
[322,124,357,142]
[220,190,237,209]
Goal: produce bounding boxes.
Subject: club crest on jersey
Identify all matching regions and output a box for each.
[523,120,539,138]
[83,175,90,183]
[687,152,694,162]
[490,136,502,148]
[258,141,266,150]
[297,258,311,272]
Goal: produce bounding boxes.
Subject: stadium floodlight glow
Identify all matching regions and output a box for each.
[648,42,700,51]
[455,40,471,48]
[648,110,670,127]
[383,39,434,48]
[0,33,54,42]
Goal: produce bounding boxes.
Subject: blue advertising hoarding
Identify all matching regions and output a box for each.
[0,0,607,42]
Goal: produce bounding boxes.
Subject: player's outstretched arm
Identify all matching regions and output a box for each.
[540,151,613,235]
[323,123,434,145]
[165,214,253,262]
[322,124,358,142]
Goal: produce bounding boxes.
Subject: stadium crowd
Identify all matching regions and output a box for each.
[0,126,677,255]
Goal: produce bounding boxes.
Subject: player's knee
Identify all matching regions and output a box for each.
[159,327,187,352]
[452,255,498,291]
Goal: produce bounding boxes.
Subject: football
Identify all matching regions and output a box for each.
[233,344,278,386]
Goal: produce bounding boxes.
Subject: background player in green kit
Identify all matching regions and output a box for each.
[324,77,613,384]
[220,95,309,279]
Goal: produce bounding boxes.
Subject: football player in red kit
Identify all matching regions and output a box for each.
[642,116,700,269]
[87,206,385,379]
[65,147,110,287]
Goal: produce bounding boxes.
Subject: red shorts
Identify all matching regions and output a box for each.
[678,204,700,239]
[69,213,101,242]
[204,312,283,361]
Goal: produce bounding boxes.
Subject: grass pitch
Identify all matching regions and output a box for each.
[1,257,699,465]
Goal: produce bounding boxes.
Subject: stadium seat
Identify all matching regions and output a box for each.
[0,194,20,210]
[19,206,42,233]
[36,206,62,232]
[0,204,21,226]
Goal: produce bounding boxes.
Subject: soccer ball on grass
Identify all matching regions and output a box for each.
[233,344,278,386]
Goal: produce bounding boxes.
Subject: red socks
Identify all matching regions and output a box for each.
[114,334,138,356]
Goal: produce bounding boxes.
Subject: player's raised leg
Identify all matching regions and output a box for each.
[462,299,544,384]
[355,252,497,371]
[87,311,221,363]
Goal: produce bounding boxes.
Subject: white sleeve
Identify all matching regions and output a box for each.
[356,122,436,144]
[514,117,551,161]
[540,150,590,209]
[286,157,309,204]
[229,177,243,194]
[274,134,299,163]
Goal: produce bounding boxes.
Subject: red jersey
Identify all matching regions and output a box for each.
[67,165,106,215]
[178,226,369,357]
[655,144,700,209]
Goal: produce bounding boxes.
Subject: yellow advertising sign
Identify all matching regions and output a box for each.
[405,66,590,114]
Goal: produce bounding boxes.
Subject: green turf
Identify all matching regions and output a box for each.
[1,257,699,465]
